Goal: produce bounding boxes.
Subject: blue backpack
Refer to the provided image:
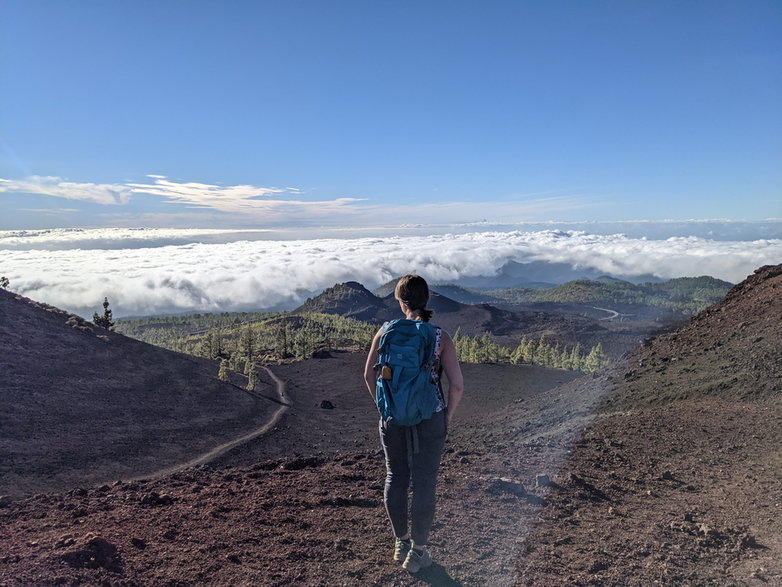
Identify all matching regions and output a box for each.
[375,319,441,426]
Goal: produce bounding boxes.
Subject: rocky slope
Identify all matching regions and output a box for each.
[517,265,782,584]
[603,264,782,409]
[1,265,780,585]
[0,289,279,497]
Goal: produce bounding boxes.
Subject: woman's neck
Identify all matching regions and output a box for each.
[404,309,421,320]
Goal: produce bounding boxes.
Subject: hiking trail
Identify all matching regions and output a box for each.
[134,366,289,480]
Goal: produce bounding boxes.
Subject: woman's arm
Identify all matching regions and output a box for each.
[363,329,383,400]
[439,331,464,422]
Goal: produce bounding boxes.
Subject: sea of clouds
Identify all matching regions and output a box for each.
[1,228,780,317]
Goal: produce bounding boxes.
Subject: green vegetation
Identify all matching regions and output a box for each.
[117,308,608,376]
[483,276,731,313]
[92,297,115,331]
[116,311,376,367]
[453,330,609,373]
[115,310,281,348]
[217,359,229,381]
[246,363,258,390]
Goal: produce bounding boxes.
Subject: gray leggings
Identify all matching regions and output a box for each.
[379,409,447,546]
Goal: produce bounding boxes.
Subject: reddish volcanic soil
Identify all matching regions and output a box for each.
[1,266,781,585]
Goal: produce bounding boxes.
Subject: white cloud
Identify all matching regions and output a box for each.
[0,176,133,205]
[1,228,780,318]
[0,227,273,250]
[126,177,290,210]
[1,175,364,220]
[17,208,80,214]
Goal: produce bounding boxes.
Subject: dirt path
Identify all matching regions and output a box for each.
[592,306,620,320]
[135,366,289,479]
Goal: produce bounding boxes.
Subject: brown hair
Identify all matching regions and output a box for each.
[395,274,433,322]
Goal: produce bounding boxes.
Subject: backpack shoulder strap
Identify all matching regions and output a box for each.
[418,322,438,368]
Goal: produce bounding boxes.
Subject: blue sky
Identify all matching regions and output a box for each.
[1,0,781,231]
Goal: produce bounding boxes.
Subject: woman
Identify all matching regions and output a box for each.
[364,274,464,573]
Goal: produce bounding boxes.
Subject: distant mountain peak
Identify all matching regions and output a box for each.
[341,281,368,290]
[293,281,385,321]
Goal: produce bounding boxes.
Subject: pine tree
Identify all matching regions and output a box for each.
[545,340,558,368]
[200,335,213,359]
[509,339,523,365]
[464,337,478,363]
[228,334,240,363]
[533,335,548,366]
[211,329,224,359]
[454,331,467,361]
[480,332,498,363]
[583,343,609,373]
[240,325,255,362]
[275,323,290,358]
[92,297,115,330]
[293,329,306,360]
[247,365,257,390]
[218,359,229,381]
[552,343,563,369]
[294,328,318,360]
[518,336,532,364]
[568,343,583,371]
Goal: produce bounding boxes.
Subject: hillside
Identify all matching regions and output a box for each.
[517,265,782,583]
[603,265,782,408]
[0,289,281,497]
[2,266,779,585]
[483,275,732,314]
[295,281,463,324]
[294,281,643,358]
[293,281,387,322]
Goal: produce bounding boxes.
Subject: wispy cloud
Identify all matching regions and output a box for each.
[0,176,133,205]
[1,174,602,228]
[1,175,365,221]
[125,176,308,212]
[1,228,779,318]
[17,208,80,214]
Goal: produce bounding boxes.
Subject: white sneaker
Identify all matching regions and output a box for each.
[403,547,432,573]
